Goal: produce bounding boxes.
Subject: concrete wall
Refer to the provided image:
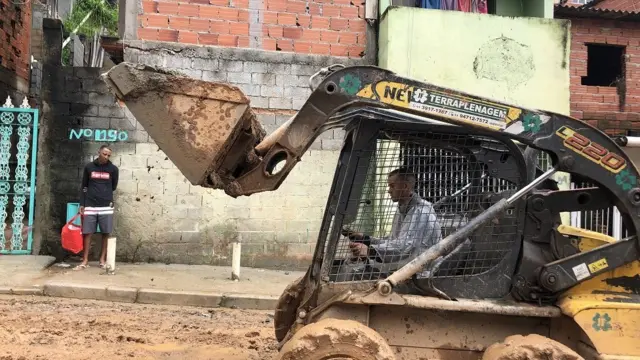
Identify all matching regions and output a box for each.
[553,16,640,134]
[36,20,369,268]
[378,6,571,115]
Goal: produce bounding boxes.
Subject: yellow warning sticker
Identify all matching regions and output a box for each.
[588,258,609,273]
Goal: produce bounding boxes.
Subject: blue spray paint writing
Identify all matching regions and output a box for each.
[69,129,129,142]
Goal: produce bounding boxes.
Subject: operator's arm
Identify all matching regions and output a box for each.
[368,205,441,263]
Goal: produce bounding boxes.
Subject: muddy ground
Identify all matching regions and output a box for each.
[0,295,278,360]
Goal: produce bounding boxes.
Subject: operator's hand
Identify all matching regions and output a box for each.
[341,227,364,240]
[79,206,84,215]
[349,242,368,257]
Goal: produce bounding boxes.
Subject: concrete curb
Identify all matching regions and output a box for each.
[0,283,278,311]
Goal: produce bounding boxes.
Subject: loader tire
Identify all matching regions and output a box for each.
[275,318,396,360]
[274,276,305,342]
[482,334,584,360]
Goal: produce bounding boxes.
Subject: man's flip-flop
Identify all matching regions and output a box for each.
[73,264,89,271]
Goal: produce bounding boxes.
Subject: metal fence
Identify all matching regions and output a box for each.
[0,97,39,254]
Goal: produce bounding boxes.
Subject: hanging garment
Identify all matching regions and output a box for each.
[440,0,457,10]
[471,0,488,13]
[420,0,441,9]
[457,0,470,11]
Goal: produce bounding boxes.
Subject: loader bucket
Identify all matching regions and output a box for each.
[101,62,266,195]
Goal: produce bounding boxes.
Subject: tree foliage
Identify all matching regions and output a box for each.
[63,0,119,37]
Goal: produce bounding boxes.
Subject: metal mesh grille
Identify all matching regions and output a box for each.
[327,129,521,283]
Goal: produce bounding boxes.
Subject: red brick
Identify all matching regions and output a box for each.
[357,5,364,18]
[138,28,159,40]
[219,34,239,46]
[190,0,209,4]
[234,0,249,8]
[311,16,330,29]
[321,30,339,43]
[211,20,230,33]
[169,16,190,30]
[146,14,168,27]
[278,13,297,25]
[349,19,366,32]
[218,7,239,20]
[297,14,311,27]
[331,44,348,56]
[277,39,294,51]
[294,41,312,53]
[199,33,218,44]
[238,36,250,47]
[158,29,179,41]
[263,11,278,24]
[189,18,210,31]
[142,0,158,13]
[263,38,277,50]
[287,0,306,13]
[209,0,228,5]
[178,3,199,16]
[283,27,302,39]
[238,9,249,22]
[179,30,199,43]
[330,18,348,31]
[157,2,179,14]
[341,6,358,18]
[311,43,330,55]
[267,0,287,11]
[301,29,321,41]
[230,22,249,35]
[268,26,283,37]
[309,3,321,14]
[339,32,357,45]
[357,32,366,44]
[199,5,218,18]
[322,4,341,17]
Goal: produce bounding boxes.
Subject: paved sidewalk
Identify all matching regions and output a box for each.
[0,256,305,311]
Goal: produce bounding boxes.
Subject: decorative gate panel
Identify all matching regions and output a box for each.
[0,97,39,254]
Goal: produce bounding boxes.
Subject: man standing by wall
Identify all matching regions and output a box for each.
[74,145,119,270]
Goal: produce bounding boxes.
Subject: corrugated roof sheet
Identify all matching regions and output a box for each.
[554,3,640,21]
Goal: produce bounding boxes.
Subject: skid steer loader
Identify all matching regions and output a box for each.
[102,63,640,360]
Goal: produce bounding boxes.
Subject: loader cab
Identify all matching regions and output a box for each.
[311,108,534,300]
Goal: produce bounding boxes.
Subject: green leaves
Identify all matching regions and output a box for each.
[63,0,119,38]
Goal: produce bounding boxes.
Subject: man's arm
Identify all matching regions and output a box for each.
[112,166,119,191]
[369,205,441,263]
[79,165,90,209]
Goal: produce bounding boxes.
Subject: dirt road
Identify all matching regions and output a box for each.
[0,295,278,360]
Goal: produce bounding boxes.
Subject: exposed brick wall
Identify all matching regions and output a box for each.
[136,0,367,57]
[560,17,640,133]
[0,0,32,81]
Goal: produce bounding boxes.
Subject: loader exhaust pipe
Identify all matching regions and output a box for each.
[377,167,559,295]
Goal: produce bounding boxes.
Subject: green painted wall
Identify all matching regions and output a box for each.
[378,6,570,114]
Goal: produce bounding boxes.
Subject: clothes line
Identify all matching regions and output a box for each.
[417,0,488,13]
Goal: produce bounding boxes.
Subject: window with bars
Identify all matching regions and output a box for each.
[325,129,522,283]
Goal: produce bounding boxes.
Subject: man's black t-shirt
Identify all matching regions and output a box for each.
[80,159,119,207]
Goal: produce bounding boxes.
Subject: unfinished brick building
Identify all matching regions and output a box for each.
[555,1,640,135]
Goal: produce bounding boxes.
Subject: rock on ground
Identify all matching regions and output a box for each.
[0,294,278,360]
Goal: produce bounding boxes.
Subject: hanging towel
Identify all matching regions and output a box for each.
[441,0,457,10]
[457,0,470,11]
